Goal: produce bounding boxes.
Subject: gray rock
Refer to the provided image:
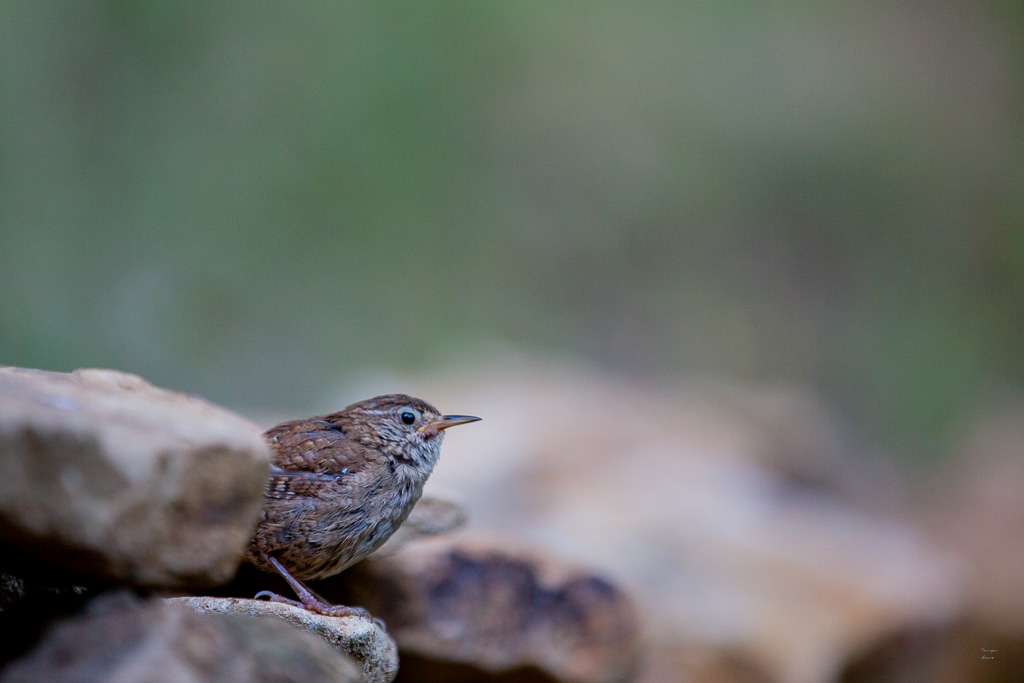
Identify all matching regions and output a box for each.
[0,593,360,683]
[167,596,398,683]
[0,367,270,588]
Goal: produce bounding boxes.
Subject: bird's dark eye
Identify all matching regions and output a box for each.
[397,406,422,426]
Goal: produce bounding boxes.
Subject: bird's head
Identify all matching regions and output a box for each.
[341,393,480,471]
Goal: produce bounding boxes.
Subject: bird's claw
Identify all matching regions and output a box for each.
[315,603,371,620]
[253,590,371,620]
[254,590,302,608]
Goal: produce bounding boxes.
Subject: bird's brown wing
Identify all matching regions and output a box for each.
[262,417,377,500]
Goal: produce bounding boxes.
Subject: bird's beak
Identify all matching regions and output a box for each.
[419,415,481,434]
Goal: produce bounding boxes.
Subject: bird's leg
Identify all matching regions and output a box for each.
[255,553,370,619]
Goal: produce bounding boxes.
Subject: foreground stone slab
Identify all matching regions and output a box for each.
[168,596,398,683]
[0,367,270,588]
[1,593,360,683]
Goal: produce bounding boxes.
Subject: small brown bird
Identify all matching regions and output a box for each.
[247,393,479,617]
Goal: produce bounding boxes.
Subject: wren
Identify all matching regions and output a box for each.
[247,393,479,617]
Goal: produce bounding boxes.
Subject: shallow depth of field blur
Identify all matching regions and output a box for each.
[0,2,1022,680]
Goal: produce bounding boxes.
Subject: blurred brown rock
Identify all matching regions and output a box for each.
[0,366,270,588]
[398,358,965,682]
[841,405,1024,683]
[840,623,1024,683]
[372,496,468,558]
[0,593,361,683]
[928,405,1024,633]
[336,533,640,683]
[167,596,398,683]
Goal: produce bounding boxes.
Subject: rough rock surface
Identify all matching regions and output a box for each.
[0,574,25,615]
[0,593,361,683]
[0,367,270,588]
[335,534,640,683]
[168,596,398,683]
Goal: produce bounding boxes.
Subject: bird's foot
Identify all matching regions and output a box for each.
[254,590,371,620]
[253,590,303,608]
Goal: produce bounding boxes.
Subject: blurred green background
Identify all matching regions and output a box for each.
[0,2,1021,463]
